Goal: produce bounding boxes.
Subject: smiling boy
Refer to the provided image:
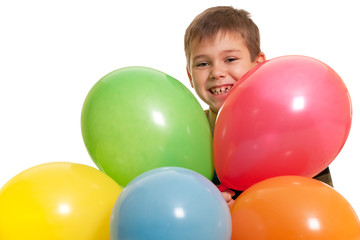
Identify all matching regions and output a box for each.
[185,7,265,120]
[184,6,332,208]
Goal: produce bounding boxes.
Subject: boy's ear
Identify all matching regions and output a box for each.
[256,52,266,65]
[186,67,194,88]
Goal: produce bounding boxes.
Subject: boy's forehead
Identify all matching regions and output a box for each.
[191,31,245,50]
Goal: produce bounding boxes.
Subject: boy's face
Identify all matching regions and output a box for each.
[187,31,265,113]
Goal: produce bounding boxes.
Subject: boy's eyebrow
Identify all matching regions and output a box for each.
[222,49,243,54]
[192,54,207,61]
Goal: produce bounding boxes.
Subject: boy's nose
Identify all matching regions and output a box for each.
[210,64,226,80]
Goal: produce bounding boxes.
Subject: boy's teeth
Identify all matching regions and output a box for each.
[210,86,232,95]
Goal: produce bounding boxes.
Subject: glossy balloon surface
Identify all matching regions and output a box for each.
[82,67,213,186]
[110,167,231,240]
[214,55,352,190]
[231,176,360,240]
[0,162,122,240]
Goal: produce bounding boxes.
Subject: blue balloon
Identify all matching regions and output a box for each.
[110,167,231,240]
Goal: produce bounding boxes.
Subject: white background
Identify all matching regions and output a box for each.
[1,0,359,216]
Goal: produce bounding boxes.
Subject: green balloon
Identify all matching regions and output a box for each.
[81,66,213,186]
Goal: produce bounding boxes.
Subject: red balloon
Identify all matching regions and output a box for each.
[231,176,360,240]
[214,55,352,191]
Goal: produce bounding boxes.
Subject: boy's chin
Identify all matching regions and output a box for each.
[209,96,228,113]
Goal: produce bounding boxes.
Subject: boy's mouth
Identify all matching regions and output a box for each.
[210,85,233,95]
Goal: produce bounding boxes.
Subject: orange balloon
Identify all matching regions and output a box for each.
[231,176,360,240]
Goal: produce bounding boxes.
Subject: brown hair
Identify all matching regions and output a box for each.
[184,6,261,66]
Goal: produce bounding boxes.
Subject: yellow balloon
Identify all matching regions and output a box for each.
[0,162,122,240]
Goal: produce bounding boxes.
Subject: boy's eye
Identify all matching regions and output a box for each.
[196,62,209,67]
[225,57,238,63]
